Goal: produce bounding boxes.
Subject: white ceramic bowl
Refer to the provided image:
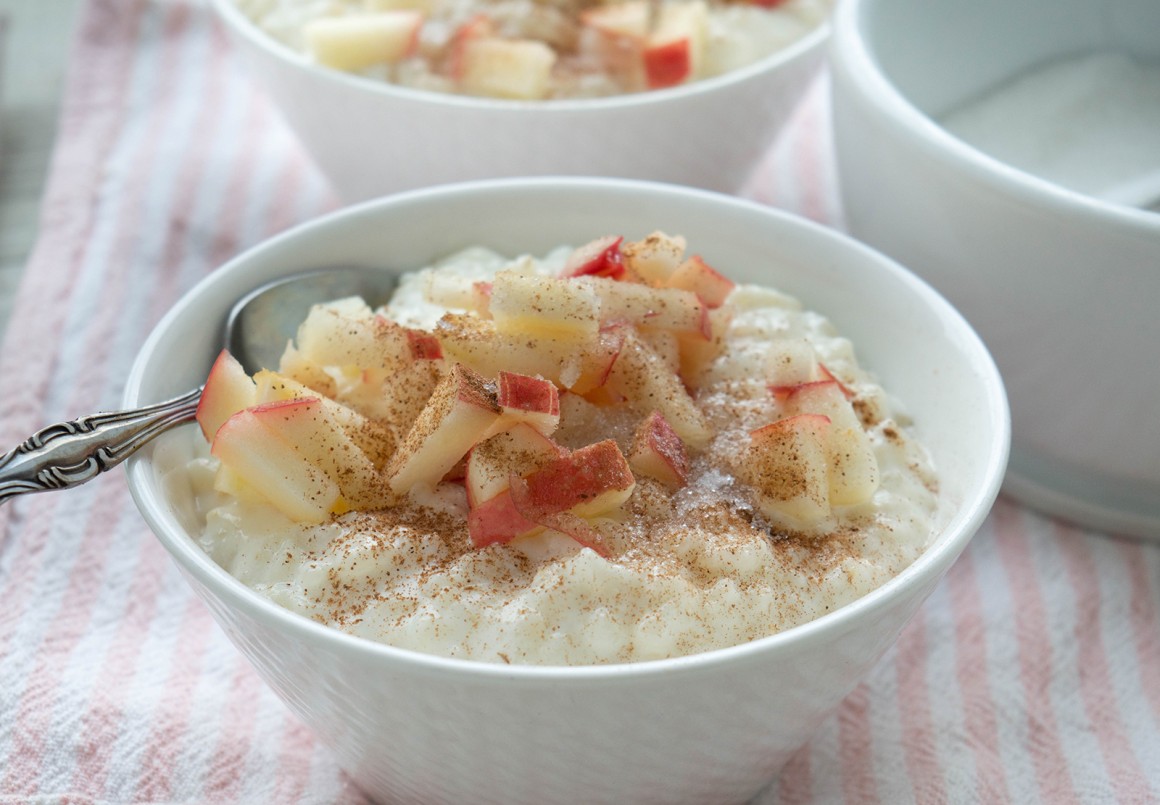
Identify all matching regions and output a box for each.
[209,0,830,202]
[830,0,1160,539]
[124,178,1008,805]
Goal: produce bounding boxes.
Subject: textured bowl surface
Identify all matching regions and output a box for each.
[124,178,1008,805]
[209,0,829,201]
[830,0,1160,539]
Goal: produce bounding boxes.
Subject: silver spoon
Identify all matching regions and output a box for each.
[0,265,399,504]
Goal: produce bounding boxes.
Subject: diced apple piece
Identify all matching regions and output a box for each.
[628,411,689,488]
[459,37,557,100]
[254,370,397,468]
[677,304,734,389]
[506,439,636,554]
[405,328,443,360]
[764,338,818,389]
[818,362,855,399]
[436,313,619,392]
[737,414,832,530]
[303,12,424,73]
[385,363,500,495]
[561,236,626,279]
[643,37,691,89]
[581,1,650,39]
[621,232,687,285]
[212,407,341,523]
[493,371,561,436]
[467,488,544,548]
[278,341,338,397]
[608,329,713,448]
[424,272,492,316]
[775,380,879,506]
[344,359,445,438]
[295,303,411,373]
[582,278,709,337]
[466,423,565,506]
[196,350,257,442]
[521,440,634,518]
[511,475,613,556]
[489,269,601,338]
[250,396,392,510]
[643,1,707,89]
[667,255,734,308]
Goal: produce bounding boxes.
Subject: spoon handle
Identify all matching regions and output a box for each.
[0,387,203,504]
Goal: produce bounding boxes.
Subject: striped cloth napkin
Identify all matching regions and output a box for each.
[1,1,1157,802]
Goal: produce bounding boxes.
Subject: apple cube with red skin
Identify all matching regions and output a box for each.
[628,411,689,489]
[504,439,636,555]
[737,413,832,530]
[667,255,735,308]
[561,236,626,279]
[254,370,397,468]
[492,371,561,436]
[385,363,501,495]
[643,38,691,89]
[466,424,566,547]
[519,439,635,518]
[466,423,565,507]
[196,349,257,442]
[212,404,342,524]
[642,2,708,89]
[241,397,391,510]
[774,380,879,506]
[459,37,557,100]
[303,12,424,73]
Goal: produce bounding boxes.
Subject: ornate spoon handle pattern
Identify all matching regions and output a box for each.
[0,387,203,504]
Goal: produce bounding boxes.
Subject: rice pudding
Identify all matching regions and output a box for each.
[233,0,830,100]
[187,233,938,665]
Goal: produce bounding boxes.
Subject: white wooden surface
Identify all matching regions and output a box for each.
[0,0,83,337]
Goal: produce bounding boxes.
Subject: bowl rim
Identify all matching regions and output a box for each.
[829,0,1160,232]
[124,176,1010,682]
[209,0,832,113]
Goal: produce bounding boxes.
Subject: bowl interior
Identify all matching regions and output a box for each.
[858,0,1160,118]
[125,178,1008,670]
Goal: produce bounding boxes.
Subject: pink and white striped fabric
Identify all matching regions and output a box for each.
[0,1,1156,802]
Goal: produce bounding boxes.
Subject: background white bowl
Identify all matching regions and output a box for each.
[209,0,829,202]
[124,178,1008,805]
[830,0,1160,539]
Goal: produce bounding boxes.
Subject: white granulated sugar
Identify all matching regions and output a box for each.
[941,51,1160,207]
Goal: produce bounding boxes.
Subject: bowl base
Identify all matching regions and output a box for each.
[1003,447,1160,541]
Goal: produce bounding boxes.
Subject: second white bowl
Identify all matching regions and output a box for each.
[210,0,830,201]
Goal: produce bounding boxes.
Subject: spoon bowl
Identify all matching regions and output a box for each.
[0,265,398,502]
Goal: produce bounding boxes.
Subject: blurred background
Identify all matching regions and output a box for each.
[0,0,83,334]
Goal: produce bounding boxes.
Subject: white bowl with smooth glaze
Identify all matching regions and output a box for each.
[124,178,1008,805]
[209,0,830,202]
[829,0,1160,539]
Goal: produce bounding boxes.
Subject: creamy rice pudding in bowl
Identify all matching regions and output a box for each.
[209,0,831,200]
[124,178,1008,804]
